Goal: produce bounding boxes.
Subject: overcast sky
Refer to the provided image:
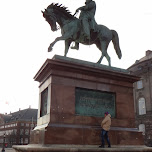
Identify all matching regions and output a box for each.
[0,0,152,114]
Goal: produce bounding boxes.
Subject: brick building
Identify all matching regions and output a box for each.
[0,108,37,147]
[128,50,152,146]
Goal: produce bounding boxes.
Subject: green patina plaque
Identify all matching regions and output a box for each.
[75,88,116,118]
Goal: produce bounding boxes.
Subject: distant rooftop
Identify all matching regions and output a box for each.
[1,108,38,123]
[137,50,152,63]
[129,50,152,69]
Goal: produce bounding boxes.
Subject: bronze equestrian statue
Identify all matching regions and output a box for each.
[42,1,122,66]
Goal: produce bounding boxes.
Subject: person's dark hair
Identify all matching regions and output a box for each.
[105,112,109,115]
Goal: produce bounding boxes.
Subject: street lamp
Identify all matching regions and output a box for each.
[1,133,5,152]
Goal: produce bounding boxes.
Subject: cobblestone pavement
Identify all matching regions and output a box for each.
[0,148,16,152]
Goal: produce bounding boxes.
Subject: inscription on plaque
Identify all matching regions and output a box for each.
[75,88,116,117]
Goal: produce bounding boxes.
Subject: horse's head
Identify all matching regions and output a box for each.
[42,4,58,32]
[42,3,74,31]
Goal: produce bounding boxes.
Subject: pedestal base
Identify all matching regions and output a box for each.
[13,144,152,152]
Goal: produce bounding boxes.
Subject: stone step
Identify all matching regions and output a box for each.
[13,144,152,152]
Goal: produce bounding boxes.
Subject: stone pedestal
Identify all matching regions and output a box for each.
[28,55,144,146]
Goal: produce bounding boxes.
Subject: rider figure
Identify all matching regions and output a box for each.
[71,0,97,50]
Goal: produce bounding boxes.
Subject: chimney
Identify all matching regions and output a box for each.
[146,50,152,56]
[135,60,139,63]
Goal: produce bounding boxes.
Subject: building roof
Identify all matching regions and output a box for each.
[128,50,152,69]
[139,50,152,62]
[2,108,38,123]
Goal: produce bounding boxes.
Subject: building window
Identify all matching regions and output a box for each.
[137,80,143,89]
[139,124,145,135]
[20,138,23,144]
[25,129,29,135]
[24,138,28,144]
[138,66,142,70]
[26,123,29,127]
[40,88,48,117]
[20,129,24,135]
[31,124,34,127]
[12,138,16,144]
[13,129,17,135]
[11,123,15,127]
[21,123,24,126]
[139,98,146,115]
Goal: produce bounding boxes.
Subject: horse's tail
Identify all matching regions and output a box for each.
[111,30,122,59]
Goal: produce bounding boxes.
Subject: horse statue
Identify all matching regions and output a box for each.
[42,3,122,66]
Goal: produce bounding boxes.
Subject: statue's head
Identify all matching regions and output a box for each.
[85,0,92,4]
[42,5,57,31]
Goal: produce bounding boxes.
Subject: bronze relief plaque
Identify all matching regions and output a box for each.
[75,88,116,118]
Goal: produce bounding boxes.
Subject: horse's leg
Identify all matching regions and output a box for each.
[97,53,104,64]
[95,42,104,63]
[48,33,72,52]
[64,40,72,56]
[96,41,109,65]
[102,40,111,66]
[105,53,111,66]
[48,36,62,52]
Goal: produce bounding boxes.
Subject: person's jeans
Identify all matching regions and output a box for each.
[101,129,111,147]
